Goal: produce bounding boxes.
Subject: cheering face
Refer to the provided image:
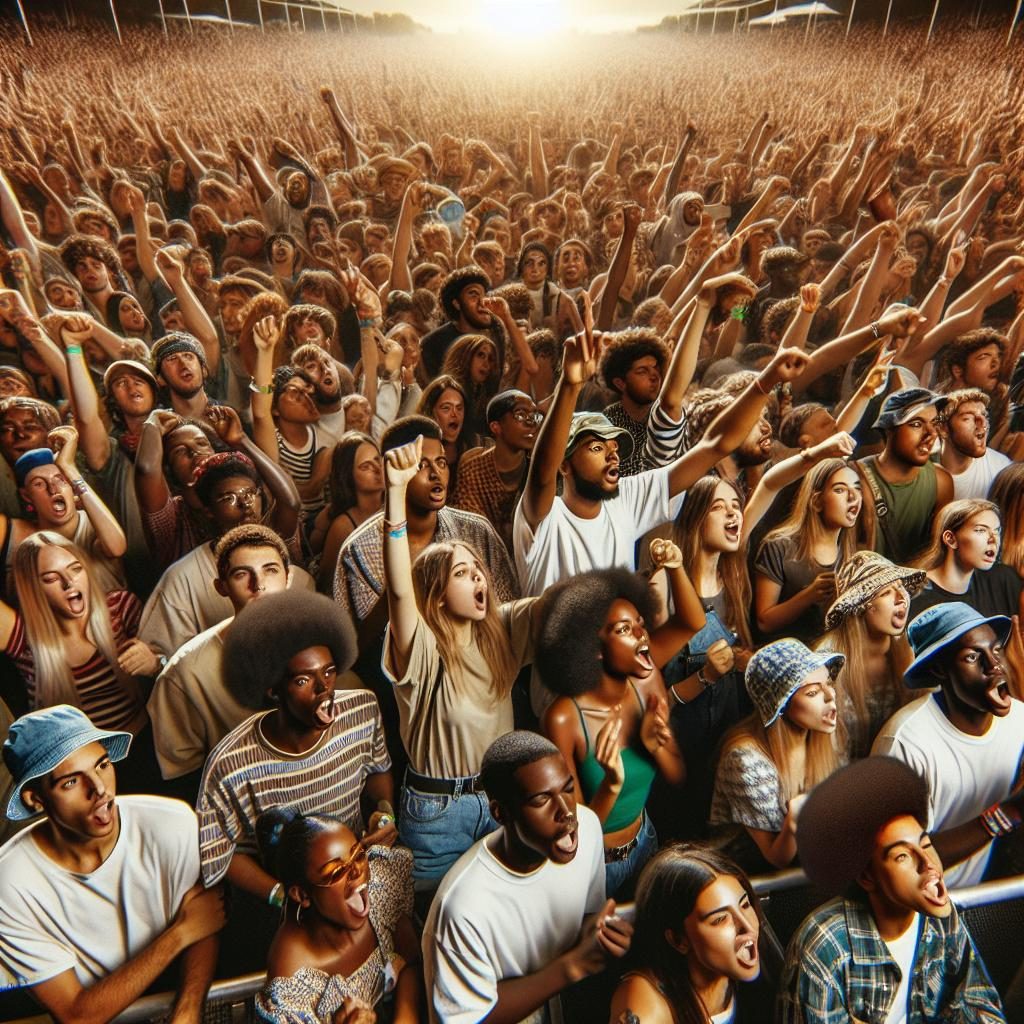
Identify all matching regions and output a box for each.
[556,244,588,288]
[73,256,111,296]
[469,343,497,385]
[275,645,339,734]
[947,510,1000,572]
[944,401,989,459]
[37,544,91,621]
[432,388,465,444]
[507,754,581,866]
[955,344,1002,394]
[863,583,910,637]
[165,425,215,487]
[600,598,654,680]
[678,874,761,985]
[817,467,862,531]
[23,741,118,841]
[443,543,488,622]
[300,823,372,930]
[159,351,205,398]
[782,668,838,734]
[618,355,661,405]
[890,407,940,467]
[702,481,743,554]
[404,437,449,513]
[455,283,493,330]
[567,435,621,501]
[21,465,76,528]
[862,815,951,920]
[942,624,1013,718]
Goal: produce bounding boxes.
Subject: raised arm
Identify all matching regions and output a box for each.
[382,435,424,677]
[779,283,821,353]
[155,249,220,376]
[520,326,594,530]
[386,181,426,295]
[249,315,280,462]
[596,203,641,332]
[661,121,697,208]
[135,410,181,515]
[58,317,111,471]
[667,347,809,498]
[482,294,537,378]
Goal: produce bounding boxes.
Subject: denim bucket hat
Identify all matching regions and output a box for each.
[3,705,132,821]
[904,602,1012,688]
[745,638,845,727]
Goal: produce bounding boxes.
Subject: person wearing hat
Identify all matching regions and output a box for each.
[150,331,211,420]
[420,264,508,379]
[858,387,954,564]
[0,705,225,1023]
[710,639,844,872]
[815,550,927,759]
[513,320,809,600]
[872,601,1024,888]
[372,156,417,229]
[451,389,540,554]
[778,756,1005,1024]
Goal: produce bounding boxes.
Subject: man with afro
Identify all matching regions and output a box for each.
[779,757,1004,1023]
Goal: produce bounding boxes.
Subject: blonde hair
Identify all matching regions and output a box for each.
[916,498,1000,571]
[763,459,875,563]
[722,711,839,807]
[412,541,517,697]
[14,532,132,710]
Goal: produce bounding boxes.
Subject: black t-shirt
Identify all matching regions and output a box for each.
[911,562,1023,620]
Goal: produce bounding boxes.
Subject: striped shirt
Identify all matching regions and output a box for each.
[276,425,327,518]
[642,396,687,468]
[5,590,146,733]
[197,688,390,886]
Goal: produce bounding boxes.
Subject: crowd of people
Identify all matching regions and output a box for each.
[0,11,1022,1023]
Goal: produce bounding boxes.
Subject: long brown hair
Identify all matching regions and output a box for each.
[673,476,752,649]
[411,541,517,697]
[990,463,1024,579]
[915,498,1000,571]
[763,458,875,563]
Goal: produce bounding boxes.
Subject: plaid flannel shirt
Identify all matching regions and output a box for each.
[777,897,1005,1024]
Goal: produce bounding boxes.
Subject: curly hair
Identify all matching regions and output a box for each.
[193,451,260,508]
[214,523,290,579]
[479,731,562,810]
[222,590,357,709]
[282,303,338,350]
[598,328,669,394]
[440,265,491,321]
[535,568,657,697]
[938,328,1007,387]
[58,234,123,283]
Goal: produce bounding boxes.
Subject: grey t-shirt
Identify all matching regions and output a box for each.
[754,535,837,644]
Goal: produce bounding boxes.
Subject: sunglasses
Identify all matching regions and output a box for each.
[215,486,260,508]
[311,844,368,888]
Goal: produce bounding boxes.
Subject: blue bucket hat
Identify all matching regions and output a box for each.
[2,705,132,821]
[904,602,1012,688]
[745,638,845,727]
[872,387,948,431]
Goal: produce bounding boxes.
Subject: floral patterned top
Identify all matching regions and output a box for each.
[256,845,414,1024]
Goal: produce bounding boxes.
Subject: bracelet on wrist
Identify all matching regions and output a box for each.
[70,478,89,497]
[248,379,273,395]
[65,345,83,356]
[670,684,687,706]
[268,882,284,908]
[697,667,714,690]
[358,317,380,329]
[980,801,1019,838]
[870,321,881,340]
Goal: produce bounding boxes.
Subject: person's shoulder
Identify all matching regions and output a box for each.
[162,619,229,672]
[151,543,213,586]
[789,896,851,962]
[332,686,381,717]
[340,510,384,556]
[576,804,603,846]
[874,694,941,747]
[440,504,502,538]
[120,794,198,832]
[201,712,263,772]
[0,821,45,876]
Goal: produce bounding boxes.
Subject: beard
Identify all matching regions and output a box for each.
[315,382,340,406]
[170,381,205,400]
[573,472,619,503]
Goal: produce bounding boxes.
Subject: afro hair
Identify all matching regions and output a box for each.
[796,756,930,898]
[535,568,658,697]
[222,590,357,709]
[440,265,491,321]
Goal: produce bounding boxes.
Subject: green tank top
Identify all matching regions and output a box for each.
[863,456,937,564]
[573,682,658,834]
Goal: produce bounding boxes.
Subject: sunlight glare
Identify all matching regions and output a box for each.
[474,0,568,38]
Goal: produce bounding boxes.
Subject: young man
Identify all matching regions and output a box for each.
[779,756,1005,1023]
[290,342,350,442]
[599,330,668,477]
[553,238,593,297]
[858,388,954,564]
[146,525,293,791]
[58,234,123,324]
[420,265,509,378]
[424,731,632,1024]
[0,705,225,1024]
[937,388,1010,500]
[872,602,1024,887]
[151,332,212,420]
[451,389,540,554]
[940,328,1009,439]
[514,328,808,598]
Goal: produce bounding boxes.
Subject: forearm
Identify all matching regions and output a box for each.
[171,279,220,376]
[251,349,278,459]
[712,315,744,362]
[662,131,694,207]
[932,818,994,874]
[362,769,395,819]
[64,351,108,469]
[237,152,273,204]
[596,226,637,332]
[841,241,893,335]
[529,123,548,198]
[795,324,875,396]
[0,168,38,260]
[167,127,207,183]
[131,203,161,285]
[237,435,299,535]
[484,956,575,1024]
[779,306,814,352]
[170,934,218,1024]
[756,584,816,634]
[501,313,538,376]
[225,851,278,901]
[77,485,128,558]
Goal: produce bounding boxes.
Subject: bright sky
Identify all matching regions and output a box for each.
[342,0,706,35]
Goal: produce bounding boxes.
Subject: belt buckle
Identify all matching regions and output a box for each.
[453,777,464,799]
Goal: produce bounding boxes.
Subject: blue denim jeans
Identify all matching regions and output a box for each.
[399,781,498,886]
[604,812,658,900]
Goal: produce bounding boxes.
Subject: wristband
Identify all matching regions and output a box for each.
[70,478,89,497]
[388,524,407,539]
[248,379,273,395]
[376,814,394,828]
[980,802,1019,838]
[697,667,714,690]
[670,684,687,706]
[870,321,881,340]
[65,345,83,356]
[730,305,748,322]
[268,883,284,907]
[358,317,379,329]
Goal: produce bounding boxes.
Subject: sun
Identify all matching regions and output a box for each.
[475,0,568,38]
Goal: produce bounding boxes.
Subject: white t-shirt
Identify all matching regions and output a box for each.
[512,466,674,597]
[423,805,605,1024]
[0,796,199,988]
[949,448,1011,501]
[872,694,1024,887]
[881,913,920,1024]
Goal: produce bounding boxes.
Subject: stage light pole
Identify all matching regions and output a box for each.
[15,0,33,45]
[926,0,940,43]
[1010,0,1023,45]
[108,0,124,44]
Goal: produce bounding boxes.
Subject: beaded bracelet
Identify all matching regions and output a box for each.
[981,802,1017,838]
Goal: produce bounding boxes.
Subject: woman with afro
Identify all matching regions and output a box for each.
[537,541,704,898]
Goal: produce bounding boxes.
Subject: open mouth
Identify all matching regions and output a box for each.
[921,872,948,908]
[554,825,579,856]
[988,678,1012,713]
[759,436,772,452]
[344,883,370,918]
[92,798,115,828]
[724,522,740,542]
[846,506,860,521]
[429,484,445,501]
[66,590,86,615]
[314,696,336,728]
[736,939,758,969]
[635,642,654,673]
[892,608,908,629]
[822,709,837,728]
[51,497,68,516]
[605,467,620,482]
[983,548,997,562]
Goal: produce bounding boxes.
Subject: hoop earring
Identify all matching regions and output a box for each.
[295,903,304,925]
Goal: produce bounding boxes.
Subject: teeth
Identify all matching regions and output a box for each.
[555,831,576,852]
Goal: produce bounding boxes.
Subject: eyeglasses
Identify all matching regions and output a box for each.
[311,844,368,888]
[281,384,315,399]
[509,409,543,425]
[215,487,261,508]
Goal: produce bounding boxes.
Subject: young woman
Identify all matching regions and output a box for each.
[539,544,700,898]
[710,639,844,871]
[990,463,1024,582]
[609,845,770,1024]
[815,550,926,759]
[255,806,421,1024]
[381,434,540,902]
[753,459,871,643]
[416,375,470,483]
[439,334,502,444]
[912,499,1024,620]
[310,432,384,593]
